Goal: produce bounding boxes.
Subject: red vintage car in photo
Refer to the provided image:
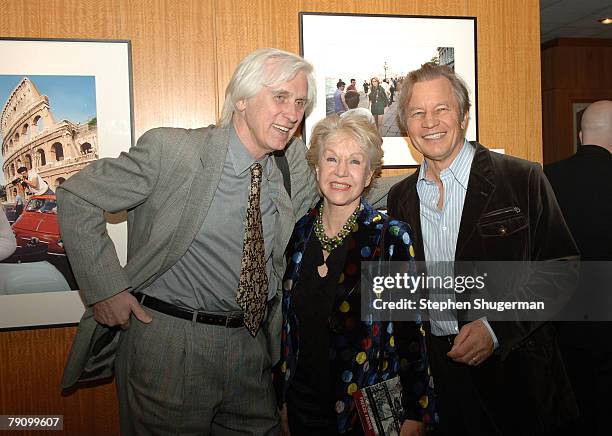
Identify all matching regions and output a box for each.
[11,194,64,254]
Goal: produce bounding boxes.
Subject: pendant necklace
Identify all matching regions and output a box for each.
[314,202,360,254]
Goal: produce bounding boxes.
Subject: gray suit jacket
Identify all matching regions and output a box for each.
[58,125,318,388]
[58,125,398,389]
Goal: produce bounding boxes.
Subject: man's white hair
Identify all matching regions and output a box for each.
[219,48,316,127]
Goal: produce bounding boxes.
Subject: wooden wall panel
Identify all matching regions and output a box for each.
[0,0,218,136]
[0,326,118,435]
[1,2,217,434]
[468,0,543,162]
[541,38,612,163]
[114,0,218,131]
[213,0,302,119]
[0,1,543,434]
[214,0,541,167]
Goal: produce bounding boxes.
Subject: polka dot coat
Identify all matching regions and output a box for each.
[275,200,436,433]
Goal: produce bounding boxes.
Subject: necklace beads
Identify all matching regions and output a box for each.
[314,202,360,253]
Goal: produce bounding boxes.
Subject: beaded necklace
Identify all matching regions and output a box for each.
[314,202,360,253]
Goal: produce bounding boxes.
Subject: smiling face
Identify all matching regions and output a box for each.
[316,133,373,212]
[233,71,308,159]
[404,76,468,170]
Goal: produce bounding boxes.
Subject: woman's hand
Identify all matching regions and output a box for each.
[400,419,424,436]
[280,403,291,436]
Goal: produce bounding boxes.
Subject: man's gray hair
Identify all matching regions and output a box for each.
[398,62,471,131]
[219,48,316,127]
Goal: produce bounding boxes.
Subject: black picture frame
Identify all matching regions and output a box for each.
[0,37,134,329]
[300,12,478,168]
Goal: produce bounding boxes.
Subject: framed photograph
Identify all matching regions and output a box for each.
[300,13,478,167]
[0,38,133,329]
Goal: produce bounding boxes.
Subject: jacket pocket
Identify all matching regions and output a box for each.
[478,206,529,260]
[478,206,527,237]
[480,206,521,221]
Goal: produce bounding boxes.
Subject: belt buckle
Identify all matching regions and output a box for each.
[225,313,238,327]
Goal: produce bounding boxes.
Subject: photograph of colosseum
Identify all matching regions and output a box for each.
[1,75,98,204]
[0,38,132,325]
[0,75,98,295]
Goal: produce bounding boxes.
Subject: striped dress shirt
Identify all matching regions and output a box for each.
[417,140,498,345]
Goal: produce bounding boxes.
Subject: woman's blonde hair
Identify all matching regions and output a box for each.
[306,113,383,194]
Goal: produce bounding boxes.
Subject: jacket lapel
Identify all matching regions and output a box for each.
[335,204,381,302]
[400,176,426,261]
[285,207,317,288]
[161,127,229,271]
[269,153,295,284]
[455,142,496,259]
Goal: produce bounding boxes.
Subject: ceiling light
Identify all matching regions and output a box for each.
[597,17,612,25]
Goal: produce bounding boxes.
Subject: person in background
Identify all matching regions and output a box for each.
[334,80,348,115]
[380,79,391,102]
[389,77,396,105]
[368,77,388,135]
[341,90,375,125]
[14,191,24,217]
[545,100,612,436]
[276,113,432,435]
[0,211,16,261]
[16,166,53,196]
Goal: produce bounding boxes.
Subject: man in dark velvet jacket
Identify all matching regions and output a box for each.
[387,62,579,435]
[545,100,612,436]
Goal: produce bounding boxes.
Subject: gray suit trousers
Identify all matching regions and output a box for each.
[115,308,279,435]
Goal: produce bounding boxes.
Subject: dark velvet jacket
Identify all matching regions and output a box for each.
[388,142,579,433]
[275,200,435,433]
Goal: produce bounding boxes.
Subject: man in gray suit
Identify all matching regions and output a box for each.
[57,48,322,435]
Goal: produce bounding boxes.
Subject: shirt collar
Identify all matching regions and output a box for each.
[417,139,474,190]
[448,139,475,190]
[228,125,270,176]
[577,144,612,158]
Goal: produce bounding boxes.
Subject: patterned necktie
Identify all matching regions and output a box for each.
[236,162,269,336]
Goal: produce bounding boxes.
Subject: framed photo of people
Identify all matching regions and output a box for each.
[0,38,134,329]
[300,12,478,167]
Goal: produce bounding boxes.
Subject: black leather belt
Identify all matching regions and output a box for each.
[134,293,245,328]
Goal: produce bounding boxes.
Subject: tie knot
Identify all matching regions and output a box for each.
[251,162,263,181]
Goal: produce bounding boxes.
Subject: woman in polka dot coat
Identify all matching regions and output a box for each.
[274,114,435,435]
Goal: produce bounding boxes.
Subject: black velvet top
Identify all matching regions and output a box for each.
[289,233,350,418]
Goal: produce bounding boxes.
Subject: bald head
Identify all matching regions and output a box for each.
[580,100,612,151]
